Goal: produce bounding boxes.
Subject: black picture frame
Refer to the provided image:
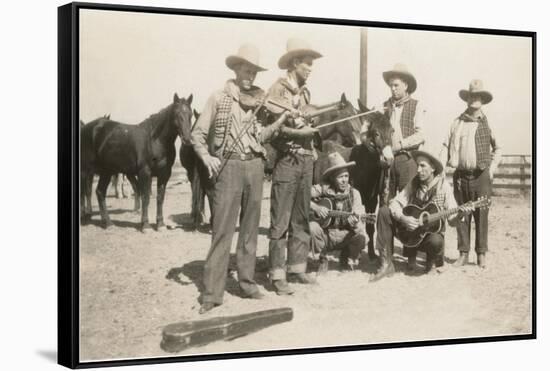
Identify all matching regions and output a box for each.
[58,2,536,368]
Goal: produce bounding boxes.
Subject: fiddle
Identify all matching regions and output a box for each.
[238,89,347,130]
[238,87,267,112]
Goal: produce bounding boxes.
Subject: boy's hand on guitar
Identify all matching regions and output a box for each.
[313,205,330,219]
[401,215,419,231]
[347,214,359,227]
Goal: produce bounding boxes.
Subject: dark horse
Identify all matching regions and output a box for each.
[348,101,394,257]
[311,100,394,258]
[81,93,194,232]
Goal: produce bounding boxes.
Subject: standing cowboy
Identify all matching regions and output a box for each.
[309,152,368,273]
[371,151,474,281]
[380,63,426,199]
[265,38,321,295]
[191,44,290,314]
[440,79,502,268]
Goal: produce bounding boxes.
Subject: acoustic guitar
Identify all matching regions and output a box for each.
[311,197,376,229]
[395,196,491,248]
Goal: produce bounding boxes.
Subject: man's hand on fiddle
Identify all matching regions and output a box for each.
[401,215,419,231]
[294,117,306,129]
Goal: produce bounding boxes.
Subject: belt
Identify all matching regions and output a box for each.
[289,148,315,156]
[224,152,260,161]
[455,168,484,177]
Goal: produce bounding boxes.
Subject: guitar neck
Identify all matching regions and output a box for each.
[328,211,354,217]
[426,207,461,224]
[425,201,484,224]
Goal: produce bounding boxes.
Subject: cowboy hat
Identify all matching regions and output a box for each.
[225,43,267,72]
[322,152,356,180]
[459,79,493,105]
[411,150,444,176]
[278,38,323,70]
[382,63,417,94]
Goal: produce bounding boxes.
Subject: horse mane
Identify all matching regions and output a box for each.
[138,103,174,140]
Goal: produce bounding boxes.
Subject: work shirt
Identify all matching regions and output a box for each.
[389,175,459,227]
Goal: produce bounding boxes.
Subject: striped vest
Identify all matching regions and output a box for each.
[213,93,233,155]
[458,112,493,170]
[384,98,418,139]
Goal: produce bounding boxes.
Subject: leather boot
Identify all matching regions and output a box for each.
[370,259,395,282]
[317,256,329,275]
[453,252,469,267]
[477,253,487,268]
[288,272,317,285]
[272,279,295,296]
[407,255,416,271]
[424,255,434,274]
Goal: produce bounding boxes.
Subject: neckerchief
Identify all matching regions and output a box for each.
[390,94,411,108]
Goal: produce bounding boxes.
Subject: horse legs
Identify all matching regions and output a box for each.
[112,174,123,199]
[155,170,171,231]
[96,174,113,228]
[126,174,140,212]
[138,169,153,232]
[85,173,94,221]
[80,173,89,223]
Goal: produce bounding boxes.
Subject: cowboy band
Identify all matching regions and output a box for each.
[190,38,500,314]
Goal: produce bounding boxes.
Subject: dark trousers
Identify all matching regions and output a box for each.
[376,206,444,265]
[202,157,263,304]
[309,221,366,265]
[389,153,417,198]
[269,154,314,280]
[453,168,491,254]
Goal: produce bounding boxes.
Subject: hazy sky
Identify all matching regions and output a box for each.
[80,9,532,155]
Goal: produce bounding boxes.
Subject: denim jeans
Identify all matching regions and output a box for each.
[453,168,491,253]
[268,154,314,280]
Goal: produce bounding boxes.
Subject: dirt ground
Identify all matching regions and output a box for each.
[79,173,533,362]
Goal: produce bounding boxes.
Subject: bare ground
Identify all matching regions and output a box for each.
[79,176,532,362]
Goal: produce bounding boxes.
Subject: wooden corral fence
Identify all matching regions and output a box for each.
[446,154,532,195]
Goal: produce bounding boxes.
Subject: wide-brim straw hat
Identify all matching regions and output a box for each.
[322,152,356,180]
[225,43,267,72]
[411,150,444,176]
[459,79,493,105]
[383,63,417,94]
[278,38,322,70]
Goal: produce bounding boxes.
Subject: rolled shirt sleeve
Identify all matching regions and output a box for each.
[389,182,412,221]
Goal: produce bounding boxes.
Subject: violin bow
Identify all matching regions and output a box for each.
[314,108,380,129]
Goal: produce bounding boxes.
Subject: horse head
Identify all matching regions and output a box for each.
[171,93,194,146]
[357,100,394,169]
[312,93,362,147]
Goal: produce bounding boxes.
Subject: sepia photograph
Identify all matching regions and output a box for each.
[63,2,534,367]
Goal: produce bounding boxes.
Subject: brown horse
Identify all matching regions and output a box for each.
[81,93,194,232]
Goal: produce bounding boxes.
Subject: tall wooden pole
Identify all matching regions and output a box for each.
[359,28,368,107]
